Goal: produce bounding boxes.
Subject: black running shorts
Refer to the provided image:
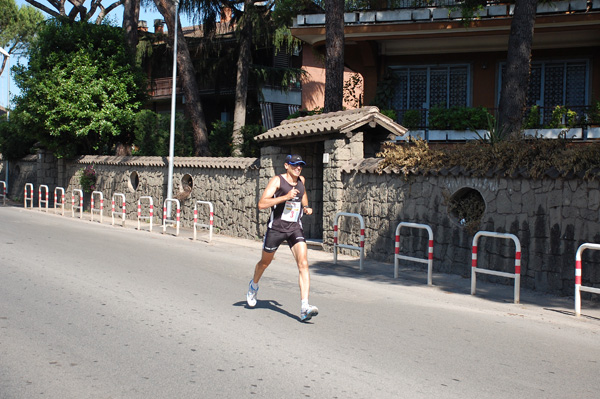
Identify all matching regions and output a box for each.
[263,228,305,253]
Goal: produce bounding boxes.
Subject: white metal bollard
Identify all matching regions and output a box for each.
[71,189,84,219]
[193,200,214,242]
[394,222,434,285]
[38,185,49,212]
[24,183,34,209]
[333,212,365,270]
[163,198,180,236]
[90,191,104,223]
[0,180,6,205]
[471,231,522,304]
[137,196,154,232]
[112,193,126,227]
[54,187,65,216]
[575,243,600,317]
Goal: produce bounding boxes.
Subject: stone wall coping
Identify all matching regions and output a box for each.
[342,157,597,180]
[74,155,260,169]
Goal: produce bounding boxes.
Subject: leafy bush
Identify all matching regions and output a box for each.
[523,106,541,129]
[377,138,600,181]
[132,110,193,156]
[0,114,36,160]
[401,109,421,129]
[78,164,96,193]
[588,99,600,125]
[208,121,264,157]
[545,105,579,129]
[429,106,492,130]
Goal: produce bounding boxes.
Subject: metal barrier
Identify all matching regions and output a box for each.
[333,212,365,270]
[24,183,34,209]
[54,187,65,216]
[163,198,180,236]
[111,193,126,226]
[38,185,49,212]
[90,191,104,223]
[575,243,600,317]
[394,222,434,285]
[137,196,154,232]
[471,231,522,304]
[0,180,6,205]
[71,189,84,218]
[193,200,214,242]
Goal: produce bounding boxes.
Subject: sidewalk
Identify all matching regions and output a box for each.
[9,203,600,322]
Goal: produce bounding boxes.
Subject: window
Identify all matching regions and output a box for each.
[499,60,589,125]
[391,65,471,125]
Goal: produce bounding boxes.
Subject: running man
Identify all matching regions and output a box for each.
[246,154,319,322]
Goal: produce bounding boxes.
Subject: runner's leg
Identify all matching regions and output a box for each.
[291,241,309,300]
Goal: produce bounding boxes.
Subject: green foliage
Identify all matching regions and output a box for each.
[208,121,263,157]
[523,105,541,129]
[287,107,323,120]
[589,99,600,125]
[132,110,193,156]
[11,19,147,158]
[0,114,36,159]
[370,69,397,110]
[401,109,421,129]
[545,105,579,129]
[0,0,44,59]
[377,137,600,181]
[428,105,492,130]
[209,121,233,157]
[78,164,96,193]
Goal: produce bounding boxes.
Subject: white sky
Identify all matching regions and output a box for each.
[2,0,195,108]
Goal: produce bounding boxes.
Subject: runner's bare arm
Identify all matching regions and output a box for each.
[300,176,313,215]
[258,176,297,210]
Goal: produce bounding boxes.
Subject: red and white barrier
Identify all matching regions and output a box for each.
[471,231,522,304]
[111,193,126,227]
[137,196,154,232]
[0,180,6,205]
[193,200,214,242]
[71,189,84,219]
[24,183,34,209]
[38,185,49,212]
[163,198,180,236]
[575,243,600,317]
[54,187,65,216]
[90,191,104,223]
[394,222,434,285]
[333,212,365,270]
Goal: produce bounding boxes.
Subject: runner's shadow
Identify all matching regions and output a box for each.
[233,299,300,321]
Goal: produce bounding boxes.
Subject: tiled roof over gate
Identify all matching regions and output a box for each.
[254,106,407,142]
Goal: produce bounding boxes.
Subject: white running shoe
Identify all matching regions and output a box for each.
[246,280,258,308]
[300,305,319,322]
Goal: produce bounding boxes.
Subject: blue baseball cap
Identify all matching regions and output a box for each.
[285,154,306,166]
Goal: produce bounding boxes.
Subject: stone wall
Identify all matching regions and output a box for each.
[5,150,600,298]
[335,168,600,297]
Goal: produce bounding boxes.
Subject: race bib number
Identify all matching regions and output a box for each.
[281,201,301,222]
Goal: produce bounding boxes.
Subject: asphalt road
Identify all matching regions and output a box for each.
[1,206,599,398]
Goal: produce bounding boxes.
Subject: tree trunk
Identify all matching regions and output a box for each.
[154,0,211,156]
[497,0,538,139]
[231,0,253,157]
[324,0,344,113]
[122,0,140,50]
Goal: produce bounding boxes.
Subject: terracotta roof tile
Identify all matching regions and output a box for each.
[255,106,407,142]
